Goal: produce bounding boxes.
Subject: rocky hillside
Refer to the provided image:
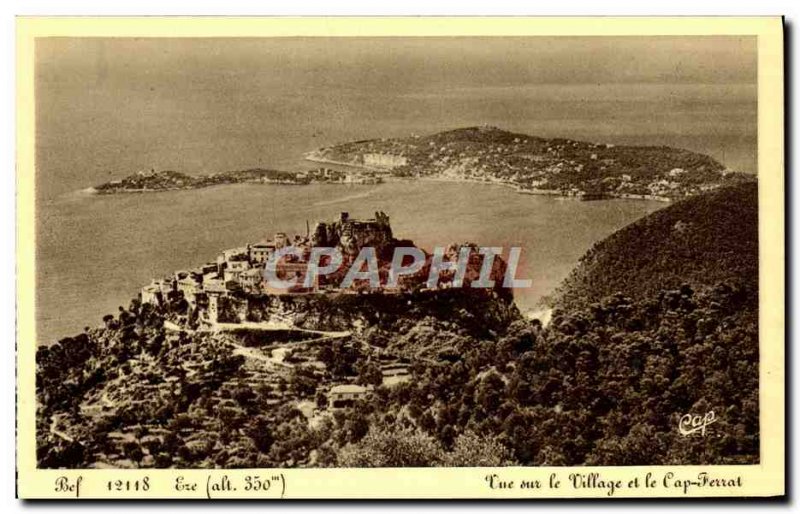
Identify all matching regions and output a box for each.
[225,289,516,336]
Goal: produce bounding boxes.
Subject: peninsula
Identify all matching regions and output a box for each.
[307,126,754,201]
[92,167,383,194]
[91,126,752,200]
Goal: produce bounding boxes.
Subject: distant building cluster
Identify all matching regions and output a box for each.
[362,153,408,169]
[311,127,745,202]
[299,167,383,185]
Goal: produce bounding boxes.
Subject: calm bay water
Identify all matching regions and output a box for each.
[36,181,664,344]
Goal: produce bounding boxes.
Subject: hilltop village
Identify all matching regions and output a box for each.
[37,211,519,468]
[307,126,754,201]
[37,128,760,469]
[140,211,513,334]
[144,212,417,327]
[37,184,759,469]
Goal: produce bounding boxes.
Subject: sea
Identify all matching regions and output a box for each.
[35,38,757,344]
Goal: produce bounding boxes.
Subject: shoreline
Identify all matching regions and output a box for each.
[87,151,681,203]
[92,184,308,195]
[304,155,674,203]
[88,177,380,196]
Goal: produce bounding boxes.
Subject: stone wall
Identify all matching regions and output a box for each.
[311,211,394,256]
[241,288,518,336]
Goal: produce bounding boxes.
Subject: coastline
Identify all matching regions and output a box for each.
[90,175,377,196]
[304,155,674,203]
[88,147,688,202]
[91,181,310,195]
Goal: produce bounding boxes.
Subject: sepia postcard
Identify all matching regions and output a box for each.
[16,17,785,499]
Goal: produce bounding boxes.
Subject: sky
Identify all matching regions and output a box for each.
[37,36,756,90]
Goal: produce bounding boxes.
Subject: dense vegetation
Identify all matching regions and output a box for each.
[312,126,753,199]
[37,183,759,468]
[341,183,759,466]
[360,282,758,466]
[553,182,758,311]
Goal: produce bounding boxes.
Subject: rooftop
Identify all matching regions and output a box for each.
[329,384,370,394]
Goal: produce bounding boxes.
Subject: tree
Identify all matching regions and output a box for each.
[338,424,444,467]
[315,390,328,409]
[123,441,144,468]
[356,361,383,387]
[444,430,517,467]
[102,314,116,329]
[246,416,275,454]
[290,366,319,397]
[233,387,257,410]
[475,370,506,413]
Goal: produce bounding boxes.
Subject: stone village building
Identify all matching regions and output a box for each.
[140,212,397,324]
